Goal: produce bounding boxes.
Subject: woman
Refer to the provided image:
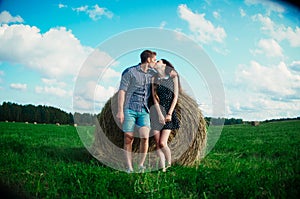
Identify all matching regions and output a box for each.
[151,59,181,172]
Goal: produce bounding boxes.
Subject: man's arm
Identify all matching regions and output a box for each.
[116,90,126,124]
[116,69,131,125]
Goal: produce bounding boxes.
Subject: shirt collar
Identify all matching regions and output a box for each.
[158,75,170,80]
[137,64,147,73]
[147,67,157,74]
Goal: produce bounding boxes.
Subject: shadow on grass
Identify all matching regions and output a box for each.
[0,182,27,199]
[4,139,96,164]
[1,140,112,198]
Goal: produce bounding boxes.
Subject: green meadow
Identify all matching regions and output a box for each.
[0,120,299,198]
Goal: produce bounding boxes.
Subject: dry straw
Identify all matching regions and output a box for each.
[92,91,207,167]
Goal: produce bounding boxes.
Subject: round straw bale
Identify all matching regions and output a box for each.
[92,91,207,167]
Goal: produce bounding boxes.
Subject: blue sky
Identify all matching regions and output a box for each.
[0,0,299,121]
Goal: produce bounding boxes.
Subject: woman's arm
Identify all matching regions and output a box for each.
[166,76,179,121]
[152,77,165,124]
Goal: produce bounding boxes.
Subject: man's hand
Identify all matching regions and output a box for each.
[170,70,178,78]
[117,90,126,125]
[116,111,124,124]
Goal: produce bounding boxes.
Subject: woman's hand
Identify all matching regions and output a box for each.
[158,113,166,124]
[165,114,172,122]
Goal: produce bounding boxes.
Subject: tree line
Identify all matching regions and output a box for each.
[0,102,95,125]
[2,102,298,126]
[205,117,244,126]
[205,116,300,126]
[1,101,244,126]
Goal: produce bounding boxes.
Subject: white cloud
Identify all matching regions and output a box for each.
[73,80,117,113]
[0,11,120,113]
[198,102,213,117]
[72,5,88,12]
[177,4,226,44]
[290,61,300,72]
[0,23,94,78]
[252,14,274,31]
[0,11,24,24]
[31,77,72,99]
[41,78,67,87]
[0,24,120,79]
[100,68,121,80]
[236,61,300,97]
[35,86,71,97]
[80,81,116,103]
[95,84,117,103]
[252,14,300,47]
[278,26,300,47]
[245,0,285,14]
[213,46,230,55]
[240,8,246,17]
[160,21,167,29]
[227,91,300,121]
[213,11,220,19]
[72,4,113,20]
[58,3,68,9]
[89,4,113,20]
[10,83,27,91]
[252,38,283,57]
[73,95,93,112]
[77,49,120,79]
[0,19,119,88]
[0,70,3,83]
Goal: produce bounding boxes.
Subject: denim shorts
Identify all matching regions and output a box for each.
[122,108,150,132]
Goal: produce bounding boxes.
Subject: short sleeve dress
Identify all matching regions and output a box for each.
[150,77,180,131]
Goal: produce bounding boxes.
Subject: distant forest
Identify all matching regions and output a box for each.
[205,116,300,126]
[0,102,299,126]
[0,102,96,125]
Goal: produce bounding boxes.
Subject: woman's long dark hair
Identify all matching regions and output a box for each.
[153,59,182,103]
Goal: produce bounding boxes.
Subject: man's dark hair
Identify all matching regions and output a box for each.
[140,50,156,63]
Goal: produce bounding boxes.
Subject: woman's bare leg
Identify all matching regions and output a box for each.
[153,130,165,169]
[159,129,171,168]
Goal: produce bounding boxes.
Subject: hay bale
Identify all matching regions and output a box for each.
[92,91,207,168]
[251,121,260,126]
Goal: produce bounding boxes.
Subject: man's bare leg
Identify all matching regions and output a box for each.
[124,132,134,171]
[138,126,149,167]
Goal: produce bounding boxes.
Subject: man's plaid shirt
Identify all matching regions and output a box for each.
[119,64,154,113]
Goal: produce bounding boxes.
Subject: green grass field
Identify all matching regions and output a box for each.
[0,121,299,198]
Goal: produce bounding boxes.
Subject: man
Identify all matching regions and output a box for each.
[116,50,157,173]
